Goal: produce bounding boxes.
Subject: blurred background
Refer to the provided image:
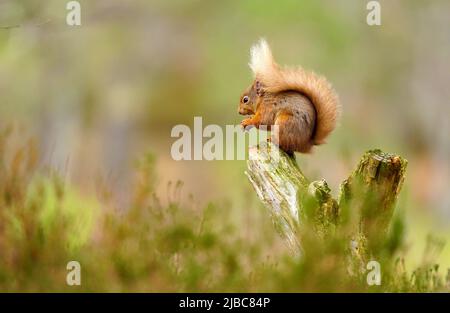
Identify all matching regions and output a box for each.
[0,0,449,271]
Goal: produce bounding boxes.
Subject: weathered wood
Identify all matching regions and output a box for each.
[339,149,408,258]
[245,143,407,260]
[245,142,338,257]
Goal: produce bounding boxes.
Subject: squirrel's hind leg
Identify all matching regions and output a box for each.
[273,110,313,154]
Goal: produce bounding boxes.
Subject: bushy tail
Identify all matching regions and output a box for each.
[249,38,341,145]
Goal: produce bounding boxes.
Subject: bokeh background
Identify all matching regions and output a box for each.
[0,0,449,290]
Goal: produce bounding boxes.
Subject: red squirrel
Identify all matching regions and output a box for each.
[238,39,341,154]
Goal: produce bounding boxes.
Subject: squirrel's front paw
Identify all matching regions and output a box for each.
[240,119,255,130]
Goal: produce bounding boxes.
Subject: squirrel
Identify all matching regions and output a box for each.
[238,39,341,154]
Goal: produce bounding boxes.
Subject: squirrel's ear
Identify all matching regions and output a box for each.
[249,38,275,77]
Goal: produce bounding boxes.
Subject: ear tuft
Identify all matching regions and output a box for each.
[249,38,275,77]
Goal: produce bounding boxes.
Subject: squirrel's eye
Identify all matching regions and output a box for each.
[243,96,249,104]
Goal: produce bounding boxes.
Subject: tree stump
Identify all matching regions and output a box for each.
[245,142,407,260]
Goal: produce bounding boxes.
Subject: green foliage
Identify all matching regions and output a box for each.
[0,129,448,292]
[26,176,99,252]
